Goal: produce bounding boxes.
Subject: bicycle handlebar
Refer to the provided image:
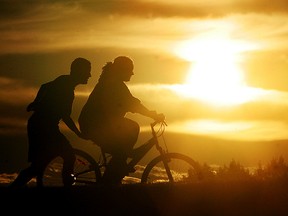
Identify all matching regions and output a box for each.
[151,120,167,128]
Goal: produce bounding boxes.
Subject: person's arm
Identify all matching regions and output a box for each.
[123,83,165,121]
[132,100,165,122]
[62,115,88,139]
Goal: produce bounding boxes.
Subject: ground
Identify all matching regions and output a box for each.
[1,180,288,216]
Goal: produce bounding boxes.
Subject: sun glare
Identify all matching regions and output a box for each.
[173,36,260,106]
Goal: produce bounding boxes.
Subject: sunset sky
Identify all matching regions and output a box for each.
[1,0,288,172]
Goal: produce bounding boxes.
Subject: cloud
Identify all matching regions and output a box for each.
[0,77,36,105]
[0,0,79,19]
[2,76,288,140]
[1,0,288,22]
[1,0,288,142]
[127,83,288,141]
[167,119,288,141]
[1,0,288,55]
[0,173,17,184]
[129,83,288,119]
[0,77,35,134]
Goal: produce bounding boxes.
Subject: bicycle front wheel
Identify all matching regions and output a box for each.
[141,153,200,184]
[42,149,101,187]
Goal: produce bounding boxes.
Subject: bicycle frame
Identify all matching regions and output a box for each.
[90,121,165,176]
[96,120,176,183]
[43,120,200,186]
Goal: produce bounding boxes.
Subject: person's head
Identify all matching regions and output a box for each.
[112,56,134,82]
[70,57,91,84]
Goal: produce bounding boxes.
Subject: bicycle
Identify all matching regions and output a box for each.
[41,120,201,186]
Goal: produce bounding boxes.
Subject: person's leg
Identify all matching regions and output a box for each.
[102,154,128,184]
[102,119,140,184]
[9,164,37,189]
[59,139,76,186]
[35,156,54,187]
[96,118,140,184]
[123,118,140,154]
[13,150,55,188]
[120,118,139,170]
[36,169,43,187]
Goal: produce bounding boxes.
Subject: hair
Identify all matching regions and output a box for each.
[98,56,133,83]
[70,57,91,76]
[98,61,113,82]
[98,56,134,82]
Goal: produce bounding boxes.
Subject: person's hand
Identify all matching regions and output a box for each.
[155,113,165,123]
[151,111,165,123]
[26,102,35,112]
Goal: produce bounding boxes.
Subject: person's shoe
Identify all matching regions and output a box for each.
[102,172,123,185]
[122,164,136,175]
[128,166,136,173]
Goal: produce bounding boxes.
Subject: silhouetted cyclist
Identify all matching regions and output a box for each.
[78,56,164,184]
[10,57,91,188]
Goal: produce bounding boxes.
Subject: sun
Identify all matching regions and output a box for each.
[173,36,261,106]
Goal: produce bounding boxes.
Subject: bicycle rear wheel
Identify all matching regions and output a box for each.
[42,149,101,187]
[141,153,200,184]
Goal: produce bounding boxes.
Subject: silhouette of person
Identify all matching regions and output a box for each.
[10,57,91,188]
[78,56,164,184]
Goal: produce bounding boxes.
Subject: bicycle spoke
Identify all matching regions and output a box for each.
[42,149,100,187]
[42,157,63,187]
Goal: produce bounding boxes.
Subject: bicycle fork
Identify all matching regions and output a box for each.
[152,136,174,183]
[158,147,174,183]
